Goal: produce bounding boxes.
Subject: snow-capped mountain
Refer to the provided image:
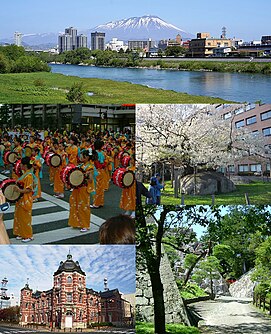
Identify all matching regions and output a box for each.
[87,15,194,41]
[0,15,194,49]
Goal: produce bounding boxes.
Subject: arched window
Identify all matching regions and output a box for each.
[67,276,72,283]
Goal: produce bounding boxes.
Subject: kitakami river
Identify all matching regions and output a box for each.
[50,63,271,103]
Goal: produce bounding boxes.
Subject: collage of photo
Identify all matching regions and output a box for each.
[1,1,271,334]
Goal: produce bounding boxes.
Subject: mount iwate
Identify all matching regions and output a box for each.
[0,15,194,48]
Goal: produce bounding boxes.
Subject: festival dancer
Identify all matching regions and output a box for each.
[54,142,68,198]
[68,149,95,232]
[119,154,136,218]
[32,147,43,201]
[66,136,78,166]
[91,140,107,209]
[13,157,35,242]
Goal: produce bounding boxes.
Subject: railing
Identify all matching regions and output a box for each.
[253,293,271,315]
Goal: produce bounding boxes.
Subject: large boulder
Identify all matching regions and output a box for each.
[180,172,236,195]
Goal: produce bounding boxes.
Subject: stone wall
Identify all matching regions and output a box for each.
[229,270,255,298]
[136,249,190,325]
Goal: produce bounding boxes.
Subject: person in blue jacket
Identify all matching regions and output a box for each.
[154,173,164,205]
[146,177,157,205]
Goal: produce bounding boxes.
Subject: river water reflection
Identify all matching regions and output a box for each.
[50,64,271,103]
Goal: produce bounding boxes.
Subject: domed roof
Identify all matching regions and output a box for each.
[53,254,86,276]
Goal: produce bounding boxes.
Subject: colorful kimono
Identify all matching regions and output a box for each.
[66,145,78,166]
[93,151,107,207]
[54,151,67,194]
[119,166,136,211]
[13,171,34,239]
[68,162,95,229]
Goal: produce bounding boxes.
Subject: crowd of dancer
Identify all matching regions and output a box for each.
[0,127,135,243]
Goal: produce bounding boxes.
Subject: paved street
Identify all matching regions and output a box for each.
[0,326,135,334]
[1,165,124,244]
[189,296,271,334]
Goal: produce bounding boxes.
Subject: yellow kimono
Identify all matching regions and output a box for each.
[13,171,33,239]
[68,162,94,229]
[93,151,107,207]
[54,151,67,193]
[119,166,136,211]
[66,145,78,166]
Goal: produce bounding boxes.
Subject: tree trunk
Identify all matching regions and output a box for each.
[149,269,166,334]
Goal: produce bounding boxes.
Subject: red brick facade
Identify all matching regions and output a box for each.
[19,254,133,329]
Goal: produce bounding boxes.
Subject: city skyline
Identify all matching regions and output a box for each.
[0,0,270,41]
[0,245,136,301]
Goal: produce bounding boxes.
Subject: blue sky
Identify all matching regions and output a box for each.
[0,0,270,41]
[0,245,135,300]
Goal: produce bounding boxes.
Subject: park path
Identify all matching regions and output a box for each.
[189,296,271,334]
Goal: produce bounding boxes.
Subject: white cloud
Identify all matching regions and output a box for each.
[0,245,135,301]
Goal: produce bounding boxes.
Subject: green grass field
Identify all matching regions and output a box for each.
[0,72,230,104]
[136,322,200,334]
[146,180,271,205]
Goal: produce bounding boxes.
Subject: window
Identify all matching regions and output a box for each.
[238,165,249,172]
[261,110,271,121]
[266,163,270,172]
[228,165,235,173]
[235,120,245,128]
[246,116,256,125]
[235,107,244,115]
[223,112,232,120]
[250,164,261,172]
[263,127,271,136]
[67,276,72,283]
[252,130,260,136]
[67,293,72,302]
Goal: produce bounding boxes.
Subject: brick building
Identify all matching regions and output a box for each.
[19,254,133,329]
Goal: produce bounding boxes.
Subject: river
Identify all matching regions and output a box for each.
[50,64,271,103]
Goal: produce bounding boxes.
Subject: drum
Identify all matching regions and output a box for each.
[4,151,19,165]
[112,168,135,188]
[14,159,23,177]
[61,165,86,188]
[24,145,32,157]
[121,155,131,168]
[1,179,23,203]
[45,153,61,167]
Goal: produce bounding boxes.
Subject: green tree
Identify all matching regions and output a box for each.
[165,46,186,57]
[192,256,222,298]
[13,55,50,73]
[0,53,10,73]
[66,82,87,103]
[0,45,25,60]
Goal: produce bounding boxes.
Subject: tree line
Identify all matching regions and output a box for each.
[0,45,50,73]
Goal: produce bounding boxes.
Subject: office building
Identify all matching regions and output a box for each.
[14,32,23,46]
[91,32,105,51]
[58,27,88,53]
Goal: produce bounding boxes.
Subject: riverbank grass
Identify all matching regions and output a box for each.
[0,72,230,103]
[159,180,271,205]
[136,322,200,334]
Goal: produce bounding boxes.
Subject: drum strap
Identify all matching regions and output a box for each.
[78,162,91,171]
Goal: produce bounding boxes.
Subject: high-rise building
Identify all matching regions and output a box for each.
[91,32,105,51]
[65,27,77,50]
[14,32,23,46]
[58,27,88,53]
[77,34,88,49]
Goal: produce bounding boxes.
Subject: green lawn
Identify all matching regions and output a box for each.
[0,72,230,104]
[136,322,200,334]
[146,180,271,205]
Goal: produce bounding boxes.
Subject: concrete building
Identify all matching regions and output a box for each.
[128,39,155,51]
[106,38,128,52]
[91,32,105,51]
[58,27,87,53]
[14,32,23,46]
[8,104,135,133]
[217,103,271,175]
[188,32,233,57]
[19,254,133,329]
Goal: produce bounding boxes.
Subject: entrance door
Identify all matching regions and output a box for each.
[65,315,73,328]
